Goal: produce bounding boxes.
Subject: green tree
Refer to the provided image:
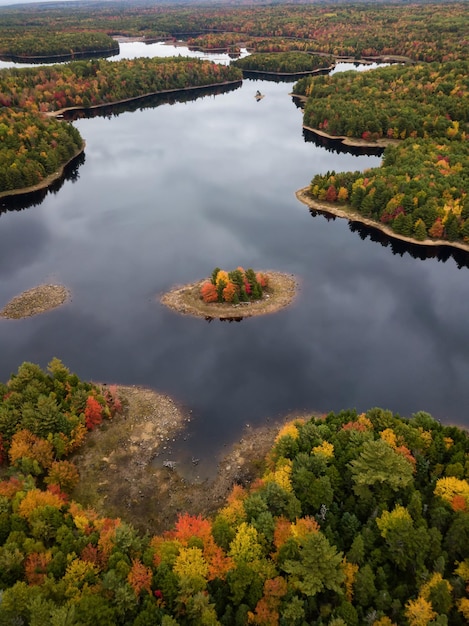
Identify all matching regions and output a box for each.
[281,532,344,597]
[349,439,414,493]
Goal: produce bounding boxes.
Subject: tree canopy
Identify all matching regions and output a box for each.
[0,362,468,624]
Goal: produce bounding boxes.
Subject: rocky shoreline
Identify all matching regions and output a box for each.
[72,384,294,534]
[296,187,469,253]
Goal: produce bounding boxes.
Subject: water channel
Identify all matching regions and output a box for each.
[1,42,468,478]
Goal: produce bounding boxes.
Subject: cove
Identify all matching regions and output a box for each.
[1,46,469,481]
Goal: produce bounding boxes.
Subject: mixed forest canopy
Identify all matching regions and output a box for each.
[0,2,468,623]
[231,52,335,75]
[0,361,468,624]
[295,60,469,245]
[0,2,467,63]
[0,57,241,194]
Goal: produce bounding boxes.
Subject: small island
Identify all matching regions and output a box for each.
[0,284,70,319]
[160,267,297,319]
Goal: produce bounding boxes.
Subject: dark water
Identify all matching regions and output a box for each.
[1,50,469,479]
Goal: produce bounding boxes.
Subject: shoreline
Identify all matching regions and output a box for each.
[295,187,469,253]
[46,79,242,119]
[0,142,85,201]
[72,382,293,533]
[302,123,399,149]
[2,80,240,201]
[160,271,298,319]
[239,64,335,79]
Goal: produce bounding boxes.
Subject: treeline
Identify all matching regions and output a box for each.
[0,110,83,193]
[310,139,469,242]
[297,59,469,245]
[0,32,118,61]
[187,33,243,53]
[0,361,468,624]
[294,61,468,141]
[231,52,334,74]
[0,3,467,63]
[0,57,242,112]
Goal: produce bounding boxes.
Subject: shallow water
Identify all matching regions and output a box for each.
[1,47,468,479]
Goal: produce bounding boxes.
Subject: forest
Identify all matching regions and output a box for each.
[0,361,468,625]
[0,2,468,623]
[0,2,466,63]
[0,57,241,194]
[296,60,469,244]
[0,33,118,63]
[231,52,335,75]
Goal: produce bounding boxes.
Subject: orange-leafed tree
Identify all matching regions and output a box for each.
[84,396,103,430]
[201,281,218,303]
[207,546,234,581]
[248,577,288,625]
[8,429,55,473]
[128,558,153,597]
[170,513,213,546]
[0,476,24,498]
[222,280,237,302]
[24,551,52,586]
[273,516,293,555]
[45,460,80,493]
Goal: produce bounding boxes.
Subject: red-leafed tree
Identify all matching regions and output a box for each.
[326,185,338,202]
[84,396,103,430]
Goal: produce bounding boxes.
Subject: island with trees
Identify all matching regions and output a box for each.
[231,52,335,78]
[161,267,298,319]
[0,360,468,624]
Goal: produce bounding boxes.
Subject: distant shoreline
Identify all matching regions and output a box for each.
[295,187,469,253]
[46,79,242,119]
[1,80,241,200]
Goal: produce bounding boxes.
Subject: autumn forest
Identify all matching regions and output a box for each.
[0,1,468,624]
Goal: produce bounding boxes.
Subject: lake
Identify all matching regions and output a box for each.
[1,44,468,479]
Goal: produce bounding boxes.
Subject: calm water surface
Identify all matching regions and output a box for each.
[1,47,468,478]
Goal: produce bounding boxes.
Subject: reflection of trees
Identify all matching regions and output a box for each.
[308,207,469,270]
[205,316,243,323]
[0,152,85,215]
[0,48,116,65]
[243,71,303,84]
[302,128,385,157]
[62,82,241,121]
